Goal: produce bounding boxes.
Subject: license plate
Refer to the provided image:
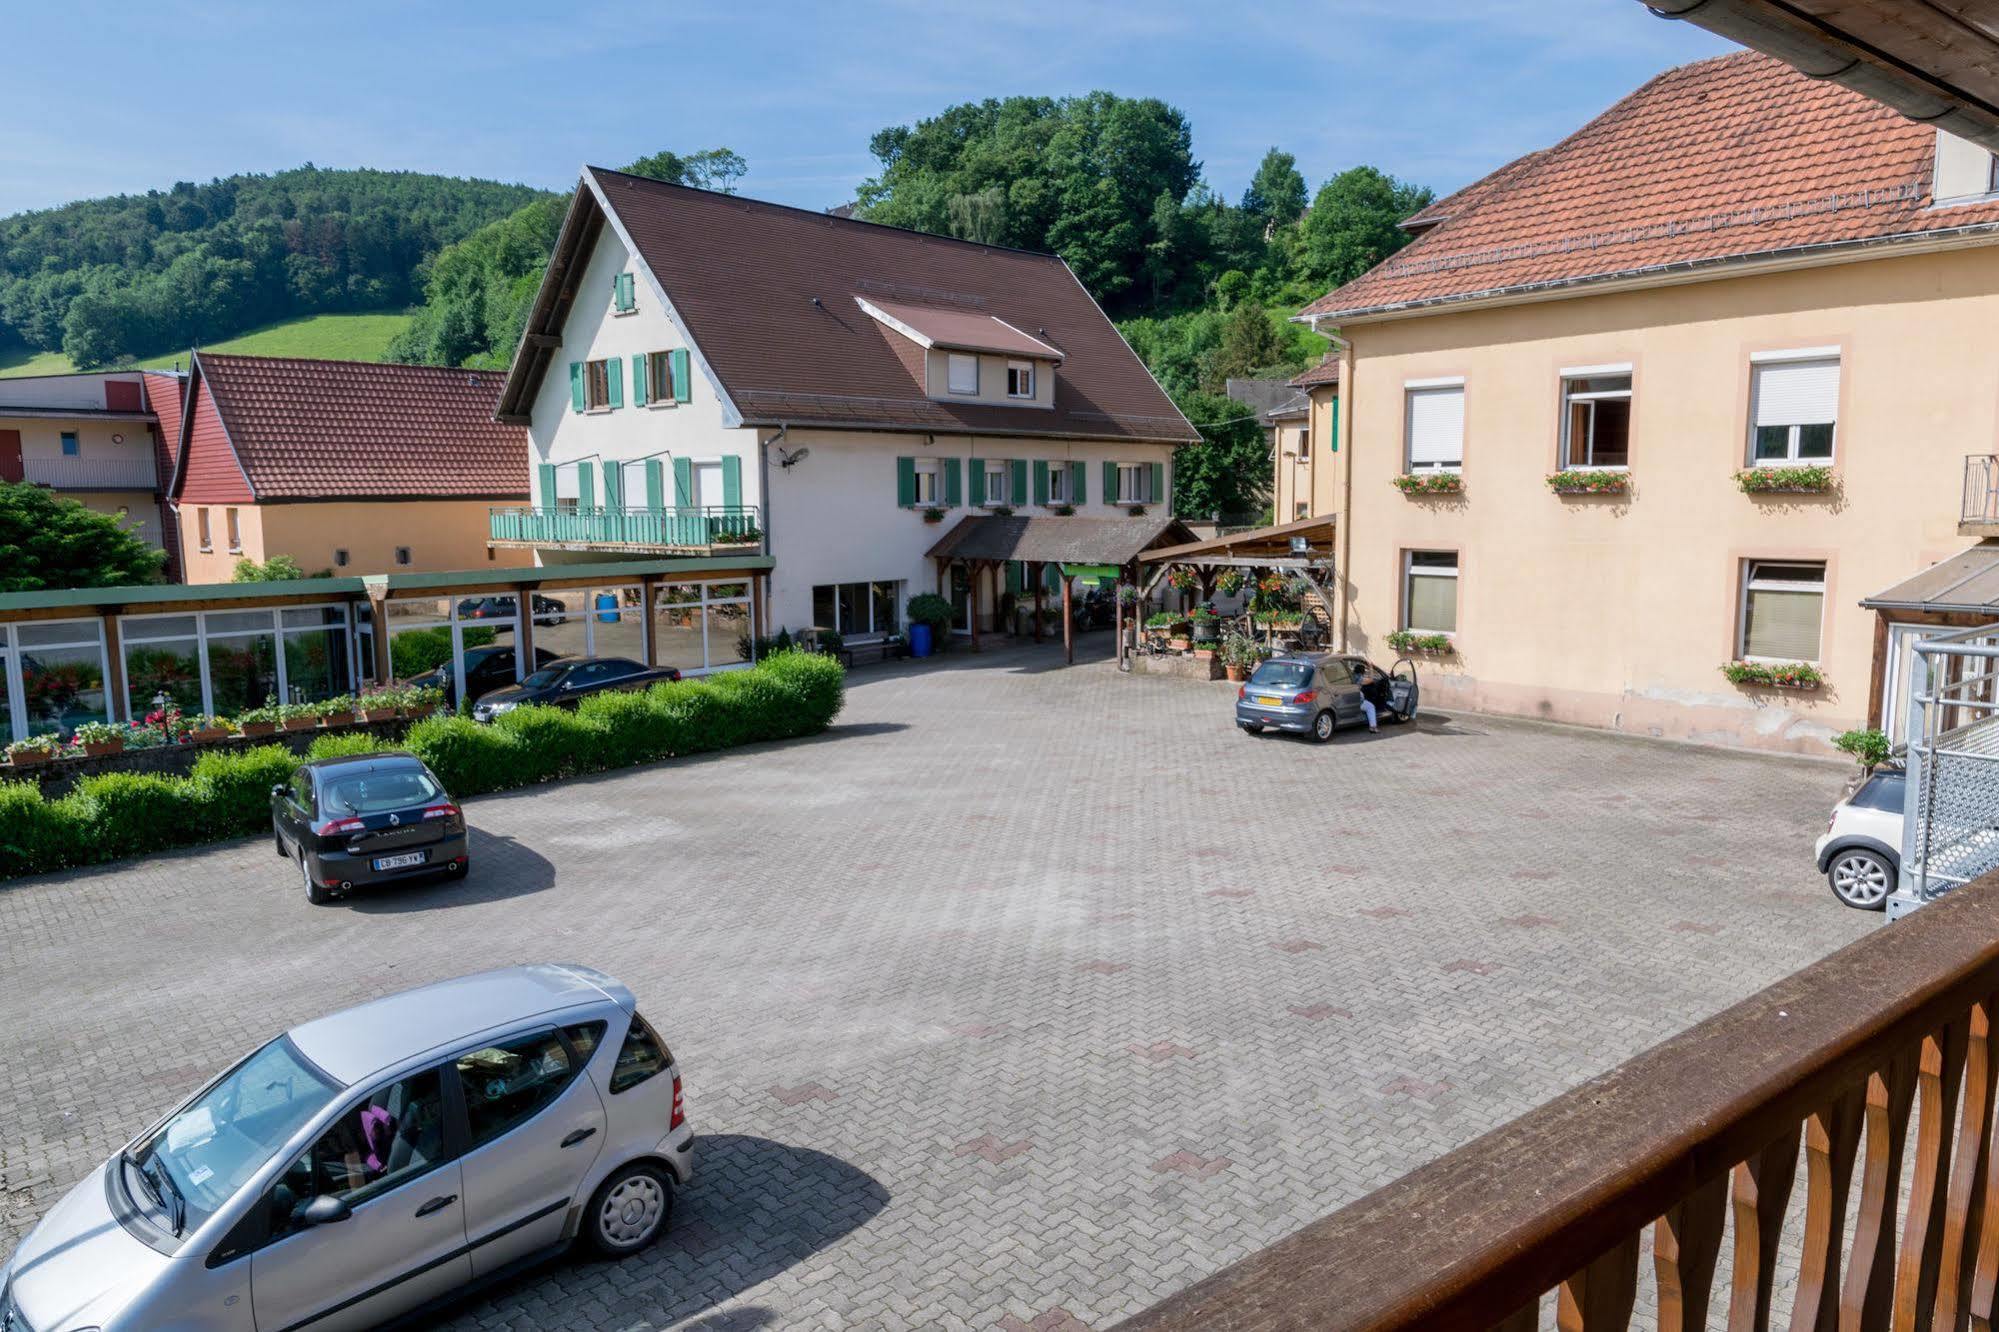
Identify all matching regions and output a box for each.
[373,851,427,871]
[1255,695,1282,706]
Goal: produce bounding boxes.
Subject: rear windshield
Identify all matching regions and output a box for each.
[1249,661,1312,689]
[1851,773,1905,813]
[321,767,442,815]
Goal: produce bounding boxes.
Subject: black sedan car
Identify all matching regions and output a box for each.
[272,752,468,904]
[408,643,561,707]
[471,655,681,721]
[457,593,565,626]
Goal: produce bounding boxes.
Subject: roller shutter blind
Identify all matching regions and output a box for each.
[1405,386,1464,469]
[1742,562,1825,661]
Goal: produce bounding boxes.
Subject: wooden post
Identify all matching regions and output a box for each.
[513,582,535,671]
[1062,574,1074,664]
[1031,562,1044,643]
[641,574,659,666]
[101,611,127,722]
[370,589,392,683]
[969,562,981,654]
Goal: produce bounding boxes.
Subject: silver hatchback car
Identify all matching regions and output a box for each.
[0,964,693,1332]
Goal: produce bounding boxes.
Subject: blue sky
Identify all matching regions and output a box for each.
[1,1,1731,217]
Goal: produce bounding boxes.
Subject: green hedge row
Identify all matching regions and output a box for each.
[0,652,844,881]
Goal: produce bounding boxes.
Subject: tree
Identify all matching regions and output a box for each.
[1169,389,1269,523]
[1207,301,1286,386]
[230,554,309,582]
[623,148,747,193]
[1299,166,1435,290]
[1242,149,1307,229]
[0,484,165,591]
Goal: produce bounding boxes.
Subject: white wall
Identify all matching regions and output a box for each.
[921,349,1055,408]
[528,224,758,511]
[0,371,144,411]
[763,428,1174,633]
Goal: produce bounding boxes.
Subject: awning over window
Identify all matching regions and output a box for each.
[1862,544,1999,615]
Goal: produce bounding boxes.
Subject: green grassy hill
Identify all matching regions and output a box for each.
[0,310,413,378]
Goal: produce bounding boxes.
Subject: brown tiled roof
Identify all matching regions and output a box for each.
[923,513,1195,565]
[1303,52,1999,321]
[1289,356,1340,389]
[194,353,529,501]
[505,169,1195,445]
[858,297,1065,359]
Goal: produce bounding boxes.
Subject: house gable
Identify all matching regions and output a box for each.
[169,360,255,505]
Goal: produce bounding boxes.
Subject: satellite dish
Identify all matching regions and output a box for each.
[779,446,812,468]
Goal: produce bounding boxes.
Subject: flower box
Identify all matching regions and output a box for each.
[1127,504,1148,517]
[361,708,398,723]
[921,507,946,524]
[1720,660,1823,690]
[1168,637,1191,651]
[6,747,53,767]
[282,716,317,732]
[188,726,231,744]
[1736,465,1835,495]
[320,710,357,728]
[240,720,277,738]
[1386,630,1453,655]
[1394,472,1463,496]
[81,738,126,758]
[1545,469,1628,495]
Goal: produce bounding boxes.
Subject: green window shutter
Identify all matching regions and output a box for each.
[631,354,648,407]
[943,457,963,507]
[1006,561,1023,595]
[569,362,586,413]
[1032,460,1049,506]
[720,456,742,509]
[1010,459,1027,506]
[896,456,917,507]
[670,349,692,403]
[537,463,557,508]
[644,459,664,510]
[1103,461,1118,504]
[602,460,622,509]
[1150,461,1166,506]
[1330,396,1340,452]
[969,459,986,507]
[1071,460,1086,504]
[577,461,596,510]
[673,457,694,508]
[606,358,624,409]
[614,272,634,312]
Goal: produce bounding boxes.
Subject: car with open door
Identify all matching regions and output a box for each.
[0,964,692,1332]
[272,752,468,904]
[470,656,681,722]
[1235,653,1417,741]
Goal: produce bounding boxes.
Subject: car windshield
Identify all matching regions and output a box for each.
[521,666,570,688]
[321,766,442,815]
[124,1036,338,1237]
[1249,661,1313,689]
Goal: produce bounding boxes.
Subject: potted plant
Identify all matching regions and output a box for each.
[1545,468,1629,495]
[404,685,447,718]
[1394,472,1463,495]
[1189,607,1221,644]
[357,687,399,722]
[318,694,357,727]
[1386,629,1454,655]
[1166,568,1200,595]
[5,733,61,766]
[991,504,1015,517]
[1834,728,1891,775]
[278,699,318,732]
[1127,504,1148,517]
[921,506,947,524]
[1720,660,1823,690]
[1736,464,1835,495]
[1222,632,1259,682]
[236,698,282,738]
[1215,569,1246,598]
[186,714,234,744]
[72,720,126,757]
[1050,502,1076,516]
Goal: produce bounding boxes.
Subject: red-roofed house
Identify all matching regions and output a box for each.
[1297,51,1999,754]
[168,352,529,580]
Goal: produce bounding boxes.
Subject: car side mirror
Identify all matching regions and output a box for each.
[298,1194,352,1227]
[272,783,288,799]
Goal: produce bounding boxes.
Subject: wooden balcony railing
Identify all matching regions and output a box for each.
[1115,872,1999,1332]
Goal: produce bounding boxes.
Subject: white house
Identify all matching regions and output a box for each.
[491,168,1197,661]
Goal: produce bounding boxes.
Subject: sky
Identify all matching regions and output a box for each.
[0,1,1733,218]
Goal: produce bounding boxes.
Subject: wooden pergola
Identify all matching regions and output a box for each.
[1138,515,1341,646]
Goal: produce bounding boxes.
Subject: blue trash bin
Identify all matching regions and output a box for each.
[909,623,933,658]
[595,592,619,623]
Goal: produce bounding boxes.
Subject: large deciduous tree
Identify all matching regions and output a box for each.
[0,484,165,591]
[1170,389,1270,524]
[1298,166,1434,291]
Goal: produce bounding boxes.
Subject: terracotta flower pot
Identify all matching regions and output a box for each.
[7,748,52,767]
[1226,664,1249,682]
[321,711,356,727]
[361,708,397,723]
[282,716,316,732]
[1168,637,1191,650]
[81,739,125,758]
[189,727,230,744]
[241,721,277,738]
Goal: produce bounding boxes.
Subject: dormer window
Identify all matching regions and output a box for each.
[947,354,979,395]
[1007,361,1035,399]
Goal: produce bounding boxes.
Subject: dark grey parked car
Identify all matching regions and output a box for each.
[470,656,681,722]
[272,753,468,904]
[1235,653,1417,741]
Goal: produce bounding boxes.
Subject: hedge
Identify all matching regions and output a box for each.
[0,652,845,881]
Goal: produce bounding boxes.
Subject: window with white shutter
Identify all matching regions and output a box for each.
[1739,560,1826,662]
[1748,354,1838,464]
[1404,384,1464,472]
[947,354,979,395]
[1403,551,1458,633]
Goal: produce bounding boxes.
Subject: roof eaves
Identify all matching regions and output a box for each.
[496,182,602,421]
[186,350,261,503]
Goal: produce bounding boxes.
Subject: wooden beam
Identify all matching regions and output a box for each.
[522,332,561,349]
[1062,575,1074,664]
[1031,562,1044,643]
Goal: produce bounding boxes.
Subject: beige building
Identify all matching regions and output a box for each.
[1295,52,1999,754]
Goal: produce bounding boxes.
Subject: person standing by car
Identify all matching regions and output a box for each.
[1356,663,1391,733]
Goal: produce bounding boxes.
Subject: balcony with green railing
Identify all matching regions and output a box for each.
[488,504,763,553]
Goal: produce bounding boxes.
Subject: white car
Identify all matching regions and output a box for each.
[1,964,691,1332]
[1815,769,1905,909]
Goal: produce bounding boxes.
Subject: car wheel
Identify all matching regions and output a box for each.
[1827,848,1894,910]
[583,1161,673,1257]
[300,851,333,906]
[1311,710,1336,743]
[1238,722,1263,735]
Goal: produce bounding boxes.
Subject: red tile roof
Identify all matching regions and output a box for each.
[141,372,186,470]
[186,354,529,502]
[1303,52,1999,321]
[1289,356,1340,389]
[501,170,1196,445]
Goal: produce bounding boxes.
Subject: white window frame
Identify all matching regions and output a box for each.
[1006,361,1034,399]
[1558,367,1633,470]
[4,618,112,740]
[651,579,757,676]
[1046,464,1071,505]
[947,353,979,396]
[983,460,1009,506]
[1402,551,1459,636]
[225,507,242,553]
[1737,560,1827,664]
[1746,350,1839,466]
[1403,380,1465,474]
[1116,463,1151,504]
[913,461,940,506]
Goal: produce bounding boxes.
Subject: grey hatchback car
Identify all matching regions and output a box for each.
[0,965,692,1332]
[1235,652,1416,741]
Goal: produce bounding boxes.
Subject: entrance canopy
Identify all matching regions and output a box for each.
[1862,543,1999,616]
[1141,515,1337,570]
[924,513,1196,566]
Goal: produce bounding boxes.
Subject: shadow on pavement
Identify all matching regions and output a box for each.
[345,827,554,913]
[443,1134,888,1329]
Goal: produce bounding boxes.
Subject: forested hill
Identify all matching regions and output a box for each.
[0,166,552,369]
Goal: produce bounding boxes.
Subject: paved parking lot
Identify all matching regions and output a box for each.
[0,638,1871,1330]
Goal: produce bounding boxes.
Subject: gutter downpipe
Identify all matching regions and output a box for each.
[1307,315,1356,651]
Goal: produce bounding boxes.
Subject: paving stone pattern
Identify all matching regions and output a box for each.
[0,640,1872,1329]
